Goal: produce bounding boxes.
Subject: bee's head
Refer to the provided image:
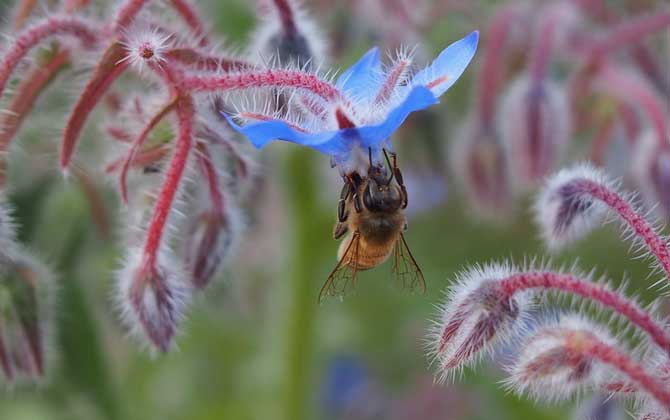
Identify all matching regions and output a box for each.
[363,173,402,213]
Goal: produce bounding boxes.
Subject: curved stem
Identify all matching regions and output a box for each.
[575,178,670,276]
[499,272,670,350]
[119,97,178,203]
[0,49,70,186]
[0,16,96,99]
[529,7,560,85]
[271,0,297,36]
[477,4,519,124]
[168,0,210,46]
[587,12,670,58]
[60,42,129,171]
[594,63,668,148]
[585,337,670,411]
[165,48,252,72]
[180,70,343,102]
[195,143,224,215]
[142,96,194,270]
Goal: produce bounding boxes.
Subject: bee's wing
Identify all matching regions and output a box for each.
[319,231,361,302]
[391,233,426,293]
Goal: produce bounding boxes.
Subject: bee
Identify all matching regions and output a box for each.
[319,149,425,301]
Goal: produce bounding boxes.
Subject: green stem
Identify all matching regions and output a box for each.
[280,148,322,420]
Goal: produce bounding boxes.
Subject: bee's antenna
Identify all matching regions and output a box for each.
[368,147,373,169]
[382,149,394,185]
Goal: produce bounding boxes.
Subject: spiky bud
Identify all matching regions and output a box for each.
[251,0,326,67]
[185,203,243,289]
[499,76,571,192]
[0,248,54,383]
[117,249,190,352]
[428,263,530,381]
[507,316,610,402]
[121,27,173,73]
[631,129,670,221]
[534,163,610,250]
[534,163,670,276]
[508,315,670,410]
[451,118,511,220]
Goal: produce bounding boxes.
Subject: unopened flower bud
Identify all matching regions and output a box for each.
[507,316,610,401]
[631,130,670,221]
[499,76,571,192]
[429,263,529,381]
[0,248,53,383]
[251,0,326,67]
[534,163,609,250]
[185,204,242,289]
[451,118,511,219]
[117,249,190,352]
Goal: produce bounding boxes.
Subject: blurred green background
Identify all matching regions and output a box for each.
[0,1,664,419]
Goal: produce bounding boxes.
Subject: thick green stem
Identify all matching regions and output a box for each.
[280,148,321,420]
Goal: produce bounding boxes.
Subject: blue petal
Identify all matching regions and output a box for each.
[411,30,479,97]
[224,86,437,159]
[223,113,352,156]
[336,47,383,99]
[357,86,438,149]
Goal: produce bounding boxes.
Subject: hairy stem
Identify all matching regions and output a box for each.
[585,337,670,411]
[595,63,668,148]
[180,70,343,102]
[61,42,129,171]
[0,16,96,98]
[499,272,670,350]
[142,96,194,269]
[576,178,670,276]
[477,4,519,124]
[119,97,178,203]
[0,49,71,185]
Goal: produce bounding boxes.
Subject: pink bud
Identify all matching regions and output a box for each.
[451,118,511,219]
[251,0,326,66]
[508,315,670,410]
[507,316,608,402]
[117,249,190,352]
[185,206,242,289]
[534,163,609,250]
[499,76,571,192]
[429,263,530,381]
[0,248,54,383]
[631,130,670,221]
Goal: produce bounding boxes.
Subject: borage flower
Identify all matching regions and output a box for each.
[224,31,479,174]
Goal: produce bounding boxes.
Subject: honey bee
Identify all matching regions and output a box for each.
[319,149,425,301]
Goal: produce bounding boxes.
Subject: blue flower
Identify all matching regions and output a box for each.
[225,31,479,172]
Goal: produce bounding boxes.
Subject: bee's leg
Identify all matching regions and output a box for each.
[333,222,348,240]
[337,181,352,222]
[390,153,409,209]
[353,193,362,213]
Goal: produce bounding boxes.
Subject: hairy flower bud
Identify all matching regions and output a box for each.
[507,316,609,401]
[499,76,571,192]
[0,248,53,383]
[631,130,670,221]
[429,263,530,381]
[251,0,326,67]
[534,163,670,276]
[185,204,243,289]
[117,249,190,352]
[534,164,609,249]
[451,118,511,219]
[507,315,670,410]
